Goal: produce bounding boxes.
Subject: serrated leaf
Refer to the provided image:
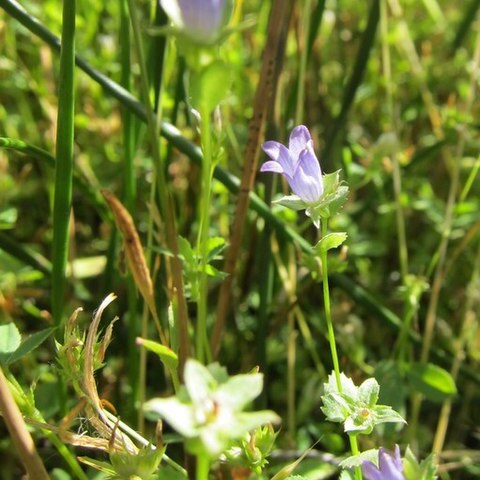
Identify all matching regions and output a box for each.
[321,392,352,422]
[313,232,348,255]
[322,170,342,193]
[206,237,227,261]
[204,264,228,279]
[357,378,379,407]
[406,362,457,402]
[178,236,196,265]
[340,449,379,469]
[373,405,406,425]
[0,323,21,364]
[273,195,307,211]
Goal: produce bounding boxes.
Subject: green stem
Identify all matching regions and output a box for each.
[349,435,363,480]
[321,220,362,479]
[52,0,76,328]
[196,454,210,480]
[320,220,341,390]
[380,0,408,282]
[196,105,214,363]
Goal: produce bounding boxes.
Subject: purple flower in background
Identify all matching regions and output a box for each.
[261,125,324,204]
[362,445,405,480]
[161,0,232,44]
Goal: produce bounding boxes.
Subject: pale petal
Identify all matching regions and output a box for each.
[295,141,322,182]
[172,0,226,43]
[287,149,323,203]
[289,125,311,162]
[260,160,284,174]
[288,165,323,203]
[262,141,295,177]
[161,0,183,27]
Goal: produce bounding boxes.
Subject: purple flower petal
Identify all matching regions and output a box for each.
[163,0,228,44]
[261,141,295,178]
[289,155,323,203]
[362,446,405,480]
[362,461,384,480]
[295,141,322,179]
[289,125,312,161]
[260,161,285,174]
[260,125,324,205]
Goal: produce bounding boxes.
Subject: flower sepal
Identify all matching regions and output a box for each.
[309,170,349,219]
[273,170,348,228]
[320,372,406,436]
[272,195,308,211]
[403,446,438,480]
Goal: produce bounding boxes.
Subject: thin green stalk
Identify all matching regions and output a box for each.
[43,430,88,480]
[380,0,408,282]
[295,0,312,123]
[196,454,210,480]
[196,105,214,363]
[287,312,297,445]
[51,0,76,327]
[320,220,341,389]
[321,220,361,480]
[349,435,362,480]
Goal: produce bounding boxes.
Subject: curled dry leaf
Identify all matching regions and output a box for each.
[102,190,168,346]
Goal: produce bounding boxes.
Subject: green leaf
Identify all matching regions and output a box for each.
[373,405,406,426]
[137,338,180,391]
[270,444,314,480]
[191,60,232,112]
[273,195,307,211]
[313,232,348,255]
[357,378,379,407]
[403,446,438,480]
[204,264,228,279]
[340,449,379,468]
[137,338,178,372]
[321,392,353,423]
[178,236,196,265]
[0,323,21,364]
[5,327,56,365]
[406,362,457,402]
[206,237,227,261]
[77,456,115,475]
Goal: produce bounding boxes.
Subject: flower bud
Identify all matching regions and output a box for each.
[161,0,233,45]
